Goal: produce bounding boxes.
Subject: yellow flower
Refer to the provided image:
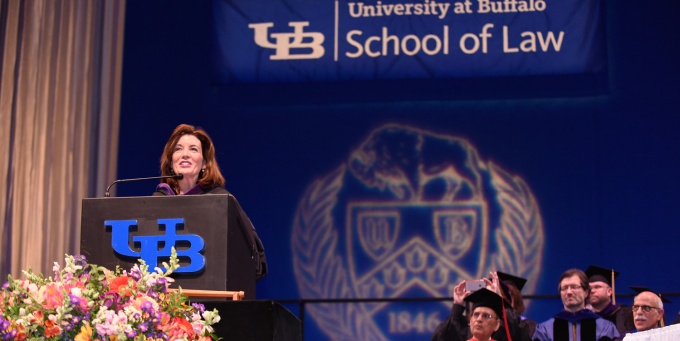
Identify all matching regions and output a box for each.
[74,321,92,341]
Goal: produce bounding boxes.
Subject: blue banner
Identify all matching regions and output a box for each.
[212,0,606,83]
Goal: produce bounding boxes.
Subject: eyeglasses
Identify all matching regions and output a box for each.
[631,305,660,313]
[471,312,498,321]
[559,285,583,292]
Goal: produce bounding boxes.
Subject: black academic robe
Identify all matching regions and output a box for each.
[595,303,634,336]
[533,309,621,341]
[431,303,533,341]
[522,316,538,338]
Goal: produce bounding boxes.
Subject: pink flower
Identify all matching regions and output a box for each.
[29,310,44,324]
[1,251,219,340]
[131,295,159,314]
[42,282,65,310]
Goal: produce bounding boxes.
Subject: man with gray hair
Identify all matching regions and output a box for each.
[628,286,669,333]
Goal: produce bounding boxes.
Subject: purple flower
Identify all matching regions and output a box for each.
[102,295,115,308]
[192,303,206,314]
[150,331,168,339]
[129,267,142,281]
[140,300,154,313]
[151,311,163,323]
[147,291,160,300]
[1,329,17,340]
[1,251,220,340]
[73,254,87,266]
[69,294,81,306]
[156,278,169,293]
[0,317,16,341]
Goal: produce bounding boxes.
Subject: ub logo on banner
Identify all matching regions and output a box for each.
[249,22,325,60]
[106,218,206,273]
[213,0,605,83]
[291,124,544,340]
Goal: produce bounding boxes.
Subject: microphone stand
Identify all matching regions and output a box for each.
[105,174,183,197]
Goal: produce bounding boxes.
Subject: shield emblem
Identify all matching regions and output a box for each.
[433,204,484,260]
[347,201,488,290]
[355,209,400,260]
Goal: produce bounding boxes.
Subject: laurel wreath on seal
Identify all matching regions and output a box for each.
[292,165,387,340]
[292,156,544,340]
[488,161,544,294]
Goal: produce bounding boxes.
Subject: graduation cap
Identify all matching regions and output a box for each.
[497,271,527,292]
[465,288,504,319]
[586,265,619,305]
[630,286,672,304]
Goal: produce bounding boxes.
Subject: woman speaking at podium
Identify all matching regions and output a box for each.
[153,123,228,196]
[153,123,268,279]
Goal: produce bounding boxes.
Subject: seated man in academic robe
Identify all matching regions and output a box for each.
[533,269,620,341]
[585,265,634,336]
[627,287,669,333]
[431,272,533,341]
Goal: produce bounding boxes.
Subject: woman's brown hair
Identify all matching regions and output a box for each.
[159,124,225,192]
[504,282,526,314]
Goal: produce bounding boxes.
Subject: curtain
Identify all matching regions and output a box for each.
[0,0,125,280]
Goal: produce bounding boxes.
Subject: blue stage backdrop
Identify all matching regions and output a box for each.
[115,1,680,340]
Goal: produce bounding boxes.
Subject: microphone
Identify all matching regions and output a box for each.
[105,173,184,197]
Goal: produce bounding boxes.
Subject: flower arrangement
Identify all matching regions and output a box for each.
[0,248,220,340]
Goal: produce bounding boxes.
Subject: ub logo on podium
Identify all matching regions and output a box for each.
[105,218,206,273]
[292,124,544,340]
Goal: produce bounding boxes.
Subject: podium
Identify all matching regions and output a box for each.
[80,195,257,298]
[199,300,302,341]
